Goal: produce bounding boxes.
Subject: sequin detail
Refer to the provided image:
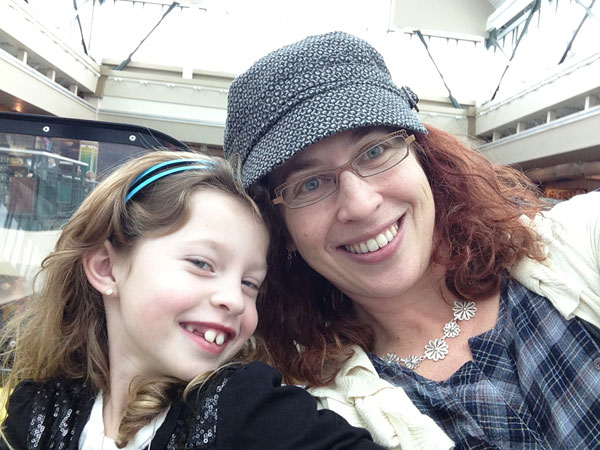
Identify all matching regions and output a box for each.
[24,379,94,449]
[183,378,228,447]
[8,370,233,449]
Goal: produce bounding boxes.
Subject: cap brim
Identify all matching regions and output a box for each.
[242,83,427,187]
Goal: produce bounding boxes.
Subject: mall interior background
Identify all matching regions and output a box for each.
[1,0,599,308]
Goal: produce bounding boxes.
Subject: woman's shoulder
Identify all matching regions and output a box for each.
[540,192,599,242]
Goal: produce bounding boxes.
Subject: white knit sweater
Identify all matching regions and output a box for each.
[309,192,600,450]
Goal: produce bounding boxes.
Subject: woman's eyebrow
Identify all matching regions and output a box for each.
[277,129,384,182]
[285,157,320,175]
[348,127,376,143]
[277,155,323,183]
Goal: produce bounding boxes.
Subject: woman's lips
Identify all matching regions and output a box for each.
[338,215,406,264]
[343,221,400,254]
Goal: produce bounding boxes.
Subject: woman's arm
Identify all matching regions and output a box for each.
[511,191,600,326]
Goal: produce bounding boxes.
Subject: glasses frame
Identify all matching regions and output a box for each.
[272,129,416,209]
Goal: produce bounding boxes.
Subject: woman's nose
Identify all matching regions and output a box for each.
[335,170,383,223]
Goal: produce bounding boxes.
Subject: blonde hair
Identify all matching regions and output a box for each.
[1,150,262,447]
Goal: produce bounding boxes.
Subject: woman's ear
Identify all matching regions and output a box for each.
[286,240,297,252]
[281,225,297,252]
[83,240,118,297]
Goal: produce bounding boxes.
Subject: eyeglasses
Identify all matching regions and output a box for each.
[272,130,415,209]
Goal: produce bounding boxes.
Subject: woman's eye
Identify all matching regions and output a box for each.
[294,175,335,198]
[300,177,322,193]
[364,144,384,160]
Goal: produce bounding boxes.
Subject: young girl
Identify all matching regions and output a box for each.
[0,151,383,450]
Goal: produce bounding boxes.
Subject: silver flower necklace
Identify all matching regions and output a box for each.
[382,300,477,370]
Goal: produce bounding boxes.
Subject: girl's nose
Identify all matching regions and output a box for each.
[209,282,245,315]
[335,170,383,223]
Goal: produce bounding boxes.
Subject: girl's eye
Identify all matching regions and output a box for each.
[189,259,213,272]
[242,279,261,291]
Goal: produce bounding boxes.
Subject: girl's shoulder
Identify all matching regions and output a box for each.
[181,361,292,409]
[174,361,381,450]
[3,378,95,449]
[9,377,95,409]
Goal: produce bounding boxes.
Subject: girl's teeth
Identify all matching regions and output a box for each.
[203,329,226,345]
[204,329,216,343]
[186,324,195,333]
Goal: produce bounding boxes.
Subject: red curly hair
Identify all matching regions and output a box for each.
[251,125,546,386]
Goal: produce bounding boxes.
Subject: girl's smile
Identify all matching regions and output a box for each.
[181,321,237,355]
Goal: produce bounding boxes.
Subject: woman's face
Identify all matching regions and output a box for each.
[276,128,436,306]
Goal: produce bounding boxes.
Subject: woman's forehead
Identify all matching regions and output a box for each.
[272,127,394,181]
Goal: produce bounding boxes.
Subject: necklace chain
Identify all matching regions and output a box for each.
[382,300,477,370]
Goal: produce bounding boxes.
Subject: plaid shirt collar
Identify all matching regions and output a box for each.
[371,278,600,449]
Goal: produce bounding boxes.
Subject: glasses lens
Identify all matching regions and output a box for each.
[354,135,408,177]
[283,172,337,208]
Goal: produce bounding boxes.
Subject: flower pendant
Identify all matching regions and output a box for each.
[381,298,477,370]
[443,321,461,338]
[401,355,423,370]
[424,338,449,361]
[452,300,477,321]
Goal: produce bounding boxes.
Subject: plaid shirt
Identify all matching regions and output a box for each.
[371,278,600,450]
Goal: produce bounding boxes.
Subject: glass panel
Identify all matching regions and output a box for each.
[0,116,185,315]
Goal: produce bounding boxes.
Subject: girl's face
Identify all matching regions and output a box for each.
[277,128,436,308]
[106,190,269,382]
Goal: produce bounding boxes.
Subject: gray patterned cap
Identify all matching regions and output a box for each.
[223,31,428,187]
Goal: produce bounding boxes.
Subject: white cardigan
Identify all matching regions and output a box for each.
[309,192,600,450]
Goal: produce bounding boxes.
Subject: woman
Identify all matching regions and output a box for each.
[224,31,600,449]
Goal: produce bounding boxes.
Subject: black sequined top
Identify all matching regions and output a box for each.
[1,362,383,450]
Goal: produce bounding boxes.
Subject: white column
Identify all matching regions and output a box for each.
[16,49,28,64]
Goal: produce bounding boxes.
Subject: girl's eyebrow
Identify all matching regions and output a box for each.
[185,238,233,258]
[186,239,268,272]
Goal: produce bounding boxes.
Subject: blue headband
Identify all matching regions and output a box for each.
[125,159,217,203]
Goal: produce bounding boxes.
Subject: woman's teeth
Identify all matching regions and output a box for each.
[185,325,227,345]
[344,223,399,254]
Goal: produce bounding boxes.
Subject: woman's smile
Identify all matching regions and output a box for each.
[342,216,404,254]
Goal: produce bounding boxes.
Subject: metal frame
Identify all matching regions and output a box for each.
[0,112,188,150]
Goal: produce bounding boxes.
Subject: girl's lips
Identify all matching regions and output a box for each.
[180,322,236,355]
